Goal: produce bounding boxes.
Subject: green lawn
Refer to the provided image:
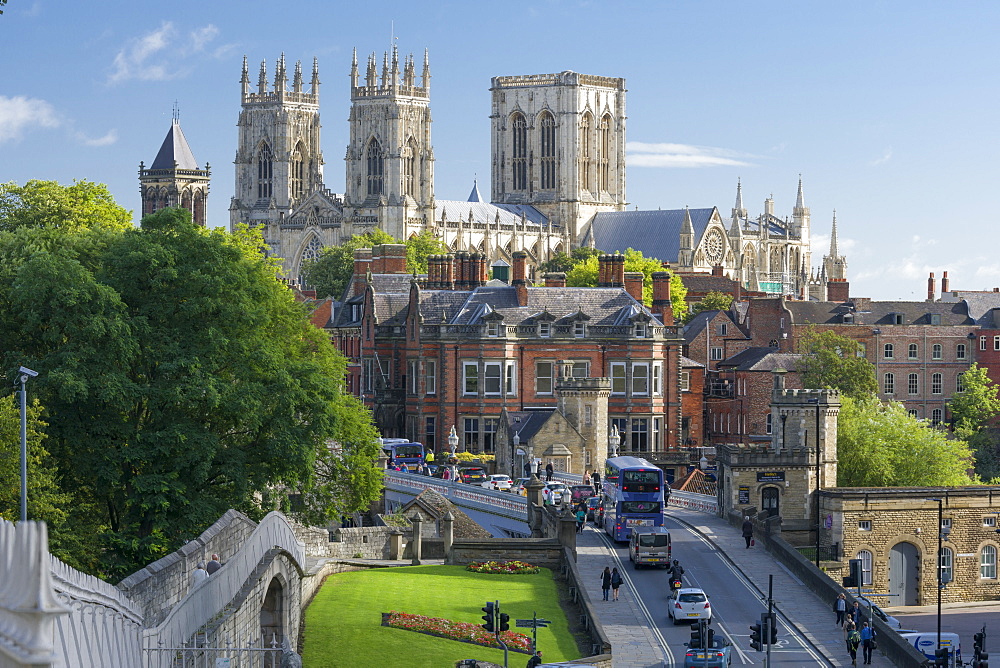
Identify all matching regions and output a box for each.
[302,564,581,668]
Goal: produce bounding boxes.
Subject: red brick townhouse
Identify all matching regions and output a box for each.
[326,246,686,460]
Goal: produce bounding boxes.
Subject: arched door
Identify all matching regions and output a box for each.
[761,487,780,518]
[260,578,284,644]
[888,542,920,606]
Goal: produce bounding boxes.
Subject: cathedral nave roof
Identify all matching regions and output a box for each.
[587,208,718,263]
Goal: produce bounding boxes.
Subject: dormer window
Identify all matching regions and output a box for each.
[487,322,500,337]
[634,323,647,338]
[574,322,586,338]
[538,322,551,338]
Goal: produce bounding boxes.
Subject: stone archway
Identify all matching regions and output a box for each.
[888,541,920,606]
[260,577,284,644]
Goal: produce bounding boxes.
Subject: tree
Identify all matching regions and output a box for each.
[565,248,687,313]
[683,290,734,323]
[0,180,133,233]
[301,228,395,298]
[836,396,974,487]
[797,329,877,400]
[0,206,383,578]
[404,229,448,276]
[948,363,1000,480]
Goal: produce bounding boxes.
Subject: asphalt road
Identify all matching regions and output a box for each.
[890,606,1000,659]
[591,516,829,666]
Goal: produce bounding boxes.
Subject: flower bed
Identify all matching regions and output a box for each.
[383,611,533,653]
[466,560,539,575]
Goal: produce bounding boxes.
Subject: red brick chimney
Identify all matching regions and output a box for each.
[380,243,407,274]
[927,272,936,302]
[827,279,850,303]
[353,248,372,297]
[544,272,567,288]
[652,272,674,326]
[597,254,610,286]
[624,271,644,302]
[512,251,529,306]
[443,253,456,290]
[613,254,626,287]
[941,271,950,295]
[711,265,724,277]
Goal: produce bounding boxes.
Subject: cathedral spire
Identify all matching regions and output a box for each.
[311,57,320,96]
[735,177,744,212]
[258,59,268,94]
[241,56,250,99]
[829,210,839,258]
[795,174,805,209]
[293,60,303,93]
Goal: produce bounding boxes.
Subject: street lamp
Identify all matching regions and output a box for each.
[17,366,38,523]
[608,424,620,458]
[926,497,946,659]
[512,430,520,479]
[448,425,459,481]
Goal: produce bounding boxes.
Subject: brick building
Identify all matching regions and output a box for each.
[679,356,705,447]
[326,248,685,469]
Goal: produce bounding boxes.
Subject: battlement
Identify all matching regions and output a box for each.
[242,90,319,106]
[491,71,625,91]
[352,84,429,101]
[775,388,840,401]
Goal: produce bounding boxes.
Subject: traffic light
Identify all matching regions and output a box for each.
[843,558,862,588]
[934,647,949,667]
[764,613,778,645]
[498,612,510,633]
[481,602,495,633]
[690,620,704,648]
[749,621,763,652]
[975,632,985,655]
[706,628,715,650]
[974,631,990,668]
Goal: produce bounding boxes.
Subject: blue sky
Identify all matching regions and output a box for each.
[1,1,997,301]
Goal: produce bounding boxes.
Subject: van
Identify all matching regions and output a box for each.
[899,632,961,666]
[628,526,671,567]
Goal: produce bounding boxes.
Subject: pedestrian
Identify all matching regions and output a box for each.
[191,562,208,586]
[576,507,586,532]
[583,471,591,486]
[859,621,876,664]
[600,566,612,601]
[742,516,754,548]
[849,600,862,627]
[610,567,623,601]
[545,461,554,482]
[442,467,451,481]
[524,461,531,477]
[592,469,601,486]
[845,621,860,665]
[834,592,847,627]
[206,553,222,575]
[541,486,552,505]
[526,650,543,668]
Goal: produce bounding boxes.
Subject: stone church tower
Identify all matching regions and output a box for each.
[490,71,627,243]
[139,115,210,225]
[344,47,435,241]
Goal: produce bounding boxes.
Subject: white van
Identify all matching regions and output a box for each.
[628,527,671,567]
[899,632,961,666]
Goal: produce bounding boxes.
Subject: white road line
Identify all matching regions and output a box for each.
[715,621,756,665]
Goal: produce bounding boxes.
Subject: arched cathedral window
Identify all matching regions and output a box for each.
[404,138,418,197]
[511,113,527,191]
[298,236,324,286]
[366,138,384,197]
[257,143,274,199]
[539,112,556,190]
[580,113,593,191]
[598,114,612,192]
[291,142,305,200]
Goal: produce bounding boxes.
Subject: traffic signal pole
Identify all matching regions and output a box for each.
[766,574,773,667]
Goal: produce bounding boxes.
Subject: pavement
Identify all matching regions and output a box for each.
[575,506,895,667]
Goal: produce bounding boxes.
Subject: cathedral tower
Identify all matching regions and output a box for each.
[490,71,626,244]
[139,114,210,225]
[229,54,324,235]
[791,175,811,271]
[344,46,435,241]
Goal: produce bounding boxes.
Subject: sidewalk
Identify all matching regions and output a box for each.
[669,506,891,667]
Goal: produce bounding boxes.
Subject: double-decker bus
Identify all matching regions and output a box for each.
[380,439,426,471]
[600,456,665,541]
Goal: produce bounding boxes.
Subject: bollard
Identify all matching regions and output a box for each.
[410,514,423,565]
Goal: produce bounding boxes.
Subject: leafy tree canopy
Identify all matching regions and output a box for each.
[798,328,877,400]
[949,363,1000,435]
[564,248,687,313]
[682,290,735,324]
[0,180,132,233]
[836,395,974,487]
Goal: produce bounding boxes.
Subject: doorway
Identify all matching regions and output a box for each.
[761,487,780,518]
[888,542,920,606]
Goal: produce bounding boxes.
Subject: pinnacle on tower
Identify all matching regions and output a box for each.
[241,56,250,98]
[795,174,805,209]
[258,59,268,94]
[829,210,839,258]
[274,53,287,92]
[293,60,303,92]
[735,177,744,212]
[422,48,431,90]
[381,52,389,90]
[366,53,377,88]
[311,57,320,95]
[350,48,359,87]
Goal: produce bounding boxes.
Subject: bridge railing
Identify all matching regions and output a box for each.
[142,511,305,653]
[384,471,529,520]
[667,489,719,515]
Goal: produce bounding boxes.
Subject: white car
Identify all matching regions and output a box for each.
[481,474,513,491]
[544,482,568,504]
[669,587,712,625]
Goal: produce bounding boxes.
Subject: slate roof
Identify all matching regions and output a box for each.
[150,120,199,170]
[402,489,492,539]
[680,274,742,294]
[717,347,803,372]
[680,355,704,368]
[445,285,657,326]
[980,308,1000,329]
[504,410,555,442]
[373,293,410,325]
[434,200,548,227]
[682,310,745,344]
[586,208,717,262]
[785,299,974,326]
[960,294,1000,322]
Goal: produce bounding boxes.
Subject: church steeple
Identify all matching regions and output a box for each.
[829,210,839,258]
[140,115,210,225]
[732,177,747,222]
[678,206,695,268]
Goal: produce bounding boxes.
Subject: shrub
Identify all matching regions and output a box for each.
[386,611,532,652]
[466,560,539,575]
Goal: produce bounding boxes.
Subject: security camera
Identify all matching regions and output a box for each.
[18,367,38,377]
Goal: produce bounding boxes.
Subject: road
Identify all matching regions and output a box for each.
[589,515,830,666]
[890,605,999,658]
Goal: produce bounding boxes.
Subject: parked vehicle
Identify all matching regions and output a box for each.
[669,588,712,625]
[899,632,961,666]
[457,467,487,485]
[628,526,671,567]
[544,482,568,504]
[511,478,530,496]
[860,597,902,629]
[482,474,513,491]
[585,496,602,521]
[683,636,731,667]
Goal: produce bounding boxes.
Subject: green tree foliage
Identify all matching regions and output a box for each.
[0,201,382,578]
[797,329,877,400]
[564,248,687,313]
[948,363,1000,481]
[682,290,734,324]
[836,396,974,487]
[0,180,132,233]
[405,229,448,276]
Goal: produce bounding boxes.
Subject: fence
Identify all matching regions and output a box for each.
[143,633,284,668]
[667,489,718,515]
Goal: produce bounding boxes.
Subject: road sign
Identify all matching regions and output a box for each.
[515,618,551,628]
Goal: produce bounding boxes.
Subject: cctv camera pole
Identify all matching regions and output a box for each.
[18,371,29,522]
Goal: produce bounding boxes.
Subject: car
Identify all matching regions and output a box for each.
[569,484,596,505]
[481,474,513,491]
[683,636,732,667]
[510,478,530,496]
[861,598,902,629]
[544,482,568,504]
[585,496,602,521]
[457,467,488,485]
[669,588,712,625]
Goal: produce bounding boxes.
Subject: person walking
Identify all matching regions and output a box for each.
[526,650,543,667]
[741,516,754,548]
[834,593,847,627]
[610,567,623,601]
[600,566,612,601]
[583,471,591,486]
[575,507,586,532]
[849,600,862,627]
[845,621,860,665]
[191,562,208,586]
[545,461,554,482]
[206,554,222,575]
[592,469,601,487]
[859,621,876,664]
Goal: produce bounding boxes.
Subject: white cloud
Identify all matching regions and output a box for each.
[871,147,893,166]
[0,96,59,143]
[76,129,118,147]
[108,21,224,84]
[627,142,754,168]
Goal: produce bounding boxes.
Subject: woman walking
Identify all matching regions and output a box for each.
[610,567,623,601]
[834,593,847,627]
[600,567,612,601]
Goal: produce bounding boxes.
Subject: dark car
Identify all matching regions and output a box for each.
[585,496,602,521]
[457,467,487,485]
[569,484,596,505]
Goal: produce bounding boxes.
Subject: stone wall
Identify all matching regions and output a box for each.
[448,539,564,568]
[117,509,257,627]
[293,521,411,561]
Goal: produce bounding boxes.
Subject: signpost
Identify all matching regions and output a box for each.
[515,613,550,655]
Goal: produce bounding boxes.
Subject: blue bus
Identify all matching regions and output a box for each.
[380,439,426,471]
[600,456,665,541]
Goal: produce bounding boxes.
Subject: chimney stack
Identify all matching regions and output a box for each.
[826,279,849,303]
[544,272,567,288]
[624,271,644,302]
[927,272,936,302]
[652,272,674,326]
[512,251,529,306]
[353,248,372,297]
[444,253,456,290]
[612,253,625,287]
[941,271,950,295]
[597,254,611,286]
[711,265,724,277]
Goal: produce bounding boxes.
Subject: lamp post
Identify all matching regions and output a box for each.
[926,497,945,659]
[608,424,620,459]
[17,367,38,523]
[512,430,520,479]
[448,425,459,481]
